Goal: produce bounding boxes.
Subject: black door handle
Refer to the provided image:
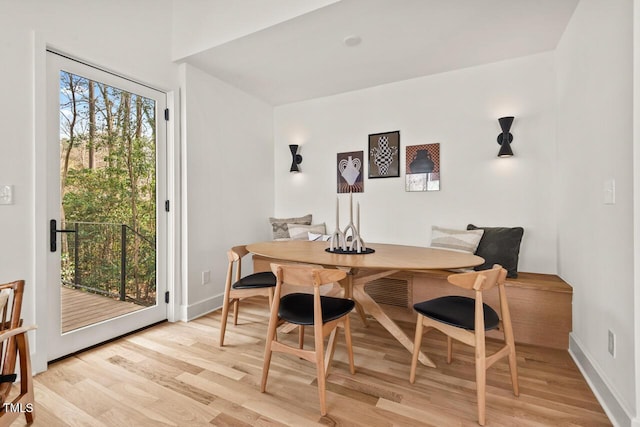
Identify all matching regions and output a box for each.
[50,219,76,252]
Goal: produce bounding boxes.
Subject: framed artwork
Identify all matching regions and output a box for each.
[405,143,440,192]
[368,131,400,178]
[337,151,364,193]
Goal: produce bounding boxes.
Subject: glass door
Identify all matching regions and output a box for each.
[46,51,168,360]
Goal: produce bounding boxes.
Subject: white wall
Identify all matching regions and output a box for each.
[0,0,178,372]
[556,0,635,424]
[274,52,558,274]
[180,64,274,319]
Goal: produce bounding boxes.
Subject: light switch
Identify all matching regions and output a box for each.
[604,179,615,205]
[202,270,211,285]
[0,185,13,205]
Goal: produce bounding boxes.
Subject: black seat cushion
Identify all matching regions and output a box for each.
[413,296,500,331]
[278,293,355,326]
[231,271,276,289]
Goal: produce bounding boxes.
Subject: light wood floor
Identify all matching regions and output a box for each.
[21,297,611,426]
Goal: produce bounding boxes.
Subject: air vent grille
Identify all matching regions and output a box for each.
[364,278,408,307]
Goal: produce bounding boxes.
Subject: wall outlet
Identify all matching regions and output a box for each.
[0,185,13,205]
[604,179,615,205]
[608,330,616,357]
[202,270,211,285]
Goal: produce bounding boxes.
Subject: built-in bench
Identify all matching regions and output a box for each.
[366,270,573,350]
[253,255,573,350]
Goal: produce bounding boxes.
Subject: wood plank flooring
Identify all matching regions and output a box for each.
[61,286,144,333]
[20,297,611,426]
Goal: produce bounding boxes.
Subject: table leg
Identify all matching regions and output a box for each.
[340,272,368,327]
[351,282,435,367]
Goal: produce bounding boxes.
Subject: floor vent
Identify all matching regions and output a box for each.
[364,278,408,308]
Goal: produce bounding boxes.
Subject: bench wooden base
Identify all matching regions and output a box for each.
[371,270,572,350]
[253,255,572,350]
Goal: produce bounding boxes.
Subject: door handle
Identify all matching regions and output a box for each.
[50,219,76,252]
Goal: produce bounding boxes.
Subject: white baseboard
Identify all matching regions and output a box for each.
[569,333,631,427]
[181,293,224,321]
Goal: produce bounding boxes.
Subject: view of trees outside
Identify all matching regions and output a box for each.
[59,70,157,307]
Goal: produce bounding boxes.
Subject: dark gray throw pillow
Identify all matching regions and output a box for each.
[467,224,524,278]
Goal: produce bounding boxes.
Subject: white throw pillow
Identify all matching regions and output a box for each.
[308,232,332,241]
[430,225,484,253]
[286,223,327,240]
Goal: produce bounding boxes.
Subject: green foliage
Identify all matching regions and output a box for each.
[59,71,157,306]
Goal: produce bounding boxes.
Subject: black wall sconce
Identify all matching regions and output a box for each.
[289,144,303,172]
[497,116,514,158]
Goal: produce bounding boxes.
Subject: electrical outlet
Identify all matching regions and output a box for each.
[0,185,13,205]
[608,330,616,357]
[604,179,616,204]
[202,270,211,285]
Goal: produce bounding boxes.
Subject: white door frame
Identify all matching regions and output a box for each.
[35,47,177,364]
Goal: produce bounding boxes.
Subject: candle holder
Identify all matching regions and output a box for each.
[329,197,347,251]
[327,192,374,255]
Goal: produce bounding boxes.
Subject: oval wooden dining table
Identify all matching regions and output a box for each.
[247,240,484,367]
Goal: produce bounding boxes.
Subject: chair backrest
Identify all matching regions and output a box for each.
[270,263,346,290]
[447,265,506,292]
[229,245,250,262]
[0,280,25,399]
[226,245,250,285]
[270,263,347,329]
[447,265,511,335]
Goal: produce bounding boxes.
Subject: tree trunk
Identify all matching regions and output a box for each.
[88,80,96,169]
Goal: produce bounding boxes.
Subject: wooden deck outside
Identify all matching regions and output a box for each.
[61,286,145,333]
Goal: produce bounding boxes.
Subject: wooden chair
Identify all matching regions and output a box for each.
[409,265,518,426]
[0,280,36,425]
[219,245,276,346]
[261,263,355,416]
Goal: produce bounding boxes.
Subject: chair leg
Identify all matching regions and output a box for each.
[219,296,232,346]
[324,327,339,377]
[261,305,280,393]
[447,336,453,364]
[409,314,424,384]
[232,299,239,326]
[343,316,355,375]
[299,326,305,349]
[314,326,327,416]
[508,347,519,397]
[504,328,519,396]
[18,333,34,424]
[476,336,487,426]
[268,288,274,307]
[260,347,273,393]
[501,314,519,396]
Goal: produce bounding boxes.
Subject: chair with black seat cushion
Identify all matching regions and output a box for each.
[261,263,355,416]
[219,245,276,346]
[409,265,518,426]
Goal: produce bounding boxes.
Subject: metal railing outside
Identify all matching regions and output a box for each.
[61,222,156,307]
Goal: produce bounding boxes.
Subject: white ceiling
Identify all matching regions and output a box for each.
[183,0,579,106]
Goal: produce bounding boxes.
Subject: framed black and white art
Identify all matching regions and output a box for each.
[368,131,400,178]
